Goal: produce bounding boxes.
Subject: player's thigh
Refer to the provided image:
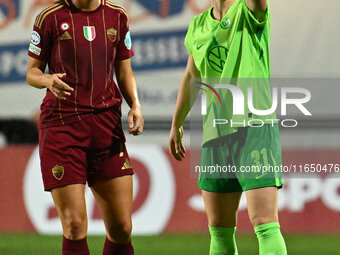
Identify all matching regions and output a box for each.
[51,184,88,236]
[198,137,242,193]
[90,175,133,230]
[245,186,279,227]
[39,121,90,191]
[88,110,134,186]
[202,190,242,227]
[235,124,283,190]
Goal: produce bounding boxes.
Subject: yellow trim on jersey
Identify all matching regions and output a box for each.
[35,1,61,25]
[69,10,82,121]
[106,1,128,18]
[64,0,70,6]
[37,4,64,29]
[106,1,125,9]
[35,1,62,27]
[87,16,95,107]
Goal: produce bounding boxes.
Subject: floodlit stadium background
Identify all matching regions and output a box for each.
[0,0,340,254]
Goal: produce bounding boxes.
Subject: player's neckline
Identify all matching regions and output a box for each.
[209,0,238,22]
[67,0,104,14]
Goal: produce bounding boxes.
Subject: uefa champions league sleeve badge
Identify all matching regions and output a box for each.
[124,31,132,50]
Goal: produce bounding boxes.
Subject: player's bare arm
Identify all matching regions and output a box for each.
[26,57,73,100]
[114,59,144,136]
[246,0,268,20]
[169,55,200,161]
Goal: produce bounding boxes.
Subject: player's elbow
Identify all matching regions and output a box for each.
[26,71,36,88]
[26,70,33,87]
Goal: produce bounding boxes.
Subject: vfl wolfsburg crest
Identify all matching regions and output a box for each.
[207,45,229,73]
[83,26,96,41]
[220,19,231,29]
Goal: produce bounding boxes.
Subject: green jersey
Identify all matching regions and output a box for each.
[185,0,276,144]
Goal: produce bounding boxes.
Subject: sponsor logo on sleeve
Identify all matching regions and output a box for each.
[29,43,41,56]
[30,31,41,45]
[124,31,132,50]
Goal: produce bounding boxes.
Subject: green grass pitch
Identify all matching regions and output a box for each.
[1,233,340,254]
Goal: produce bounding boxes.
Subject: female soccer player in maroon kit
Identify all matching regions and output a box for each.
[26,0,143,254]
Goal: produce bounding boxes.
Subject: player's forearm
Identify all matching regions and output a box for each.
[115,59,141,110]
[26,67,50,89]
[171,71,199,129]
[172,55,200,129]
[117,75,141,110]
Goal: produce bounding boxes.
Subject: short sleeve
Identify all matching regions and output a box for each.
[184,18,195,55]
[242,0,270,32]
[28,15,52,62]
[115,12,134,61]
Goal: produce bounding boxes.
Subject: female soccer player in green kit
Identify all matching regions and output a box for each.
[169,0,287,254]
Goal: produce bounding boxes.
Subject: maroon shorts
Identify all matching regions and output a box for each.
[39,108,134,191]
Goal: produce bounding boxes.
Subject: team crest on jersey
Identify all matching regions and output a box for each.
[83,26,96,41]
[207,45,229,73]
[107,27,117,42]
[220,19,231,29]
[52,165,64,180]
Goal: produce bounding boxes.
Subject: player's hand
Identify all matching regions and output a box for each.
[169,126,186,161]
[128,106,144,136]
[45,73,74,100]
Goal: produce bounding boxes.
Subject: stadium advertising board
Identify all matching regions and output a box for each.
[0,145,340,234]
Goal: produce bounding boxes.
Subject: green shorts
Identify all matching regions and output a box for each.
[197,124,283,193]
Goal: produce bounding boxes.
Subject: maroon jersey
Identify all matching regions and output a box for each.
[28,0,134,128]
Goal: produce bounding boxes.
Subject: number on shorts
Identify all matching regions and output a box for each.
[250,148,269,172]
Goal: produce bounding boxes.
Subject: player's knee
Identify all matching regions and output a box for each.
[208,213,237,228]
[107,220,132,243]
[250,215,278,227]
[63,213,87,239]
[209,218,237,228]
